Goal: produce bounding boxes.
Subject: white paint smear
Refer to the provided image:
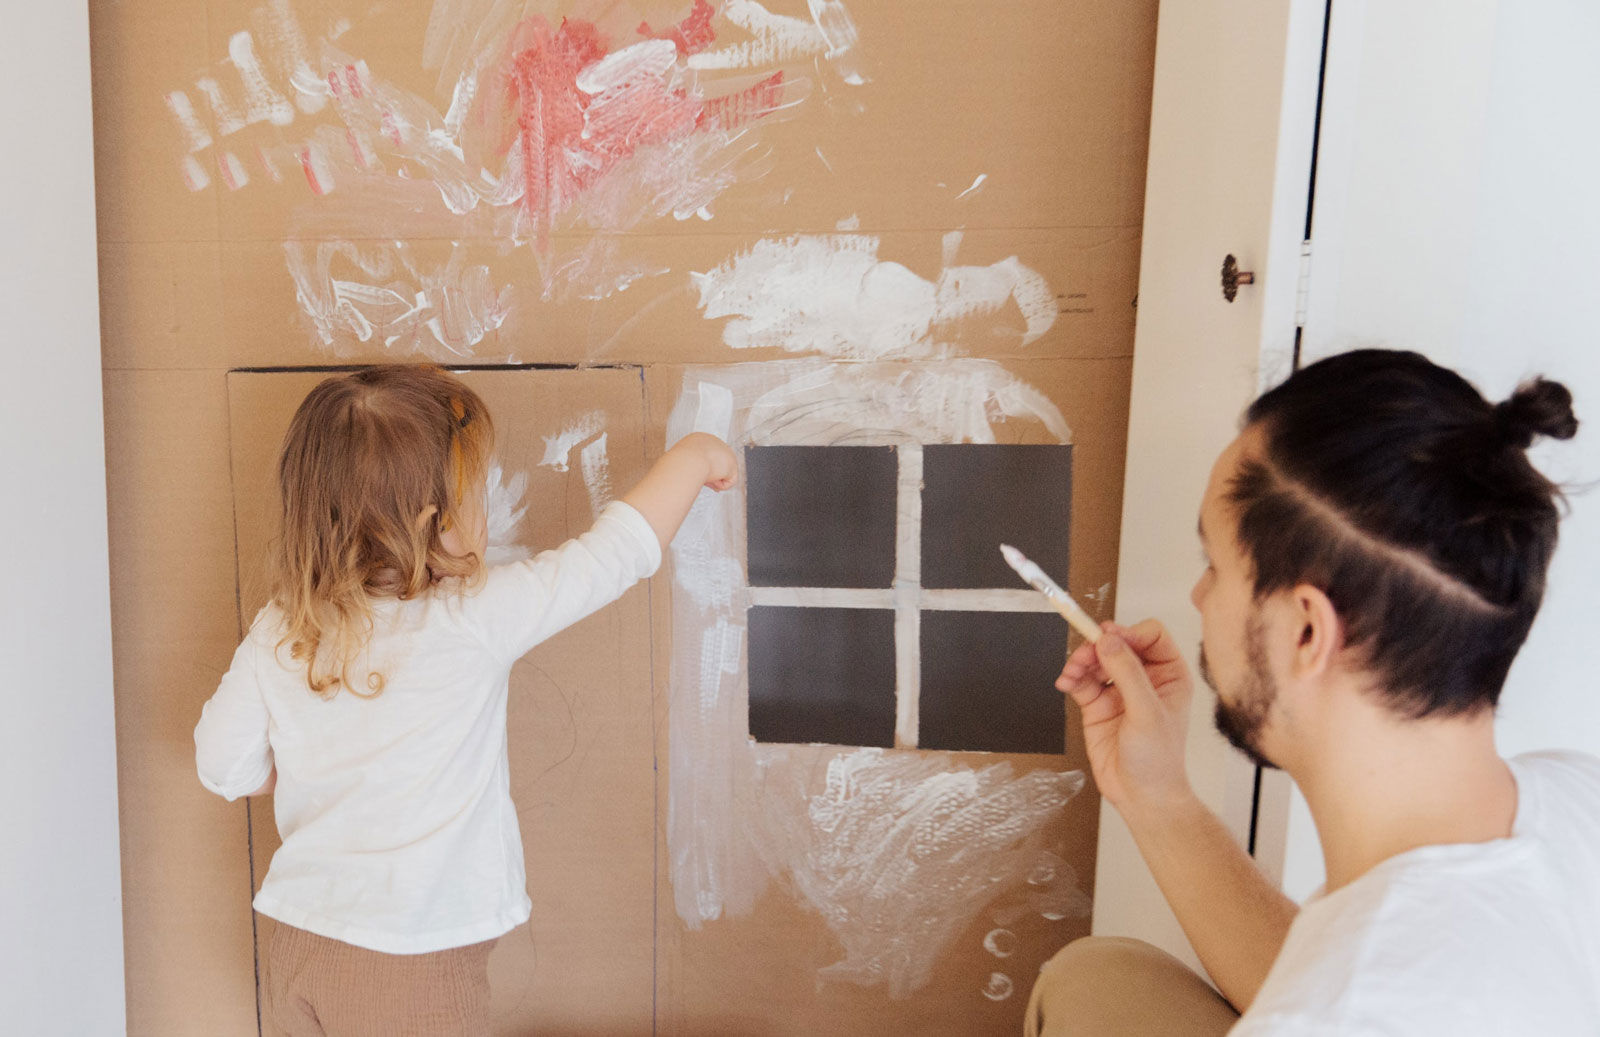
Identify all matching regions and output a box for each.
[483,460,531,565]
[219,151,250,191]
[538,411,605,473]
[180,155,211,192]
[576,39,678,95]
[228,31,295,127]
[688,0,829,71]
[195,76,246,136]
[982,973,1015,1002]
[956,173,988,199]
[806,0,867,84]
[692,235,1059,359]
[284,241,511,356]
[663,360,1085,997]
[260,0,328,114]
[579,433,613,518]
[692,381,734,440]
[164,91,212,152]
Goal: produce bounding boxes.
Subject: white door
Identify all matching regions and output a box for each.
[1261,0,1600,900]
[1098,0,1328,968]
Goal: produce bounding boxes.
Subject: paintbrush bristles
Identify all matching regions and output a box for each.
[998,544,1103,644]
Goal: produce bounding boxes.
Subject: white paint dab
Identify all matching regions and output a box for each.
[579,433,613,518]
[691,235,1059,359]
[483,461,531,565]
[538,412,606,473]
[688,0,829,71]
[164,91,212,152]
[982,973,1014,1002]
[228,31,295,127]
[983,928,1017,958]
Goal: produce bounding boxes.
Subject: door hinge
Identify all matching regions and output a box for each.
[1293,239,1313,328]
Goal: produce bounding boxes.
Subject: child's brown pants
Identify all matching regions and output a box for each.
[264,919,497,1036]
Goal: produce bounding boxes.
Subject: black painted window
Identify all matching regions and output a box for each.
[744,443,1074,755]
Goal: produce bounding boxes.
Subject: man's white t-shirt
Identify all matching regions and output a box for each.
[1233,751,1600,1036]
[194,501,660,954]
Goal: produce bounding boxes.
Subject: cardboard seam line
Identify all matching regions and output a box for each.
[635,363,661,1037]
[220,371,267,1037]
[225,362,647,374]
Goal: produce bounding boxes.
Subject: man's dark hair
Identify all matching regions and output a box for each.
[1230,349,1578,717]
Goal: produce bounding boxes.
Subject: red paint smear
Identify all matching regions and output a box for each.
[256,146,283,182]
[638,0,716,56]
[380,110,404,147]
[345,65,364,100]
[698,71,785,130]
[510,18,606,237]
[298,148,329,195]
[326,70,342,98]
[347,129,369,170]
[499,9,789,242]
[217,154,242,191]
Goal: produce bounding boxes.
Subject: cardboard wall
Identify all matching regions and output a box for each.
[91,0,1155,1031]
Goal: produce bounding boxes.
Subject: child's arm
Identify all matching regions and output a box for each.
[622,433,738,550]
[465,433,738,662]
[195,634,275,801]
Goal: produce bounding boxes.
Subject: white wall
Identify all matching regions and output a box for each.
[1275,0,1600,900]
[0,5,127,1034]
[1098,0,1326,965]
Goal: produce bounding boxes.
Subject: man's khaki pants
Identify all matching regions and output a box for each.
[1024,937,1241,1037]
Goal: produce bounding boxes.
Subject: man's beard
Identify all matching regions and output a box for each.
[1199,616,1280,770]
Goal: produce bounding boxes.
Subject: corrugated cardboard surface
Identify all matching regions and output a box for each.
[92,0,1154,1031]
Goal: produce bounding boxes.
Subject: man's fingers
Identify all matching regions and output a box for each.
[1093,632,1161,719]
[1111,618,1182,665]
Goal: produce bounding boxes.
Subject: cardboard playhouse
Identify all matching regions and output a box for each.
[91,0,1155,1031]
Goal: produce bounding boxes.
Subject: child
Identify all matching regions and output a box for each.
[195,365,736,1035]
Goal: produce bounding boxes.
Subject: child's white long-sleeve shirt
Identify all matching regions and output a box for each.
[194,501,661,954]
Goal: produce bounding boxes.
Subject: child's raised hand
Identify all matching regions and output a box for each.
[622,433,741,549]
[692,433,738,491]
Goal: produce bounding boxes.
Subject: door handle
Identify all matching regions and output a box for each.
[1221,254,1255,302]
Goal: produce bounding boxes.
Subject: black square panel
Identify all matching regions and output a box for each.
[745,446,899,588]
[920,444,1072,589]
[918,611,1066,754]
[748,606,897,747]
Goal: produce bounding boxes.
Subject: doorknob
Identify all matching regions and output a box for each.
[1221,254,1254,302]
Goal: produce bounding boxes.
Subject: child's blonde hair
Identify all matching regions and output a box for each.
[270,365,494,696]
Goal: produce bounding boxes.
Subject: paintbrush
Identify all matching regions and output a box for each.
[999,544,1102,644]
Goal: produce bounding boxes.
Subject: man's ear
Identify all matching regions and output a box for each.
[1290,583,1342,679]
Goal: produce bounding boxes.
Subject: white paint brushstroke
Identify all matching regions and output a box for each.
[195,76,246,136]
[956,173,987,199]
[261,0,328,113]
[538,411,605,473]
[805,0,868,84]
[228,31,296,127]
[283,241,511,356]
[483,461,531,565]
[692,381,734,440]
[835,213,859,230]
[579,433,613,518]
[576,39,679,95]
[692,235,1060,359]
[982,973,1015,1001]
[180,155,211,192]
[663,360,1085,997]
[219,151,250,191]
[688,0,829,71]
[165,91,212,151]
[792,750,1081,996]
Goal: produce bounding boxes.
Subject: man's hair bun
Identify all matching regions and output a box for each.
[1494,378,1578,449]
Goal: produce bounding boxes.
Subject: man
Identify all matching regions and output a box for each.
[1026,350,1600,1035]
